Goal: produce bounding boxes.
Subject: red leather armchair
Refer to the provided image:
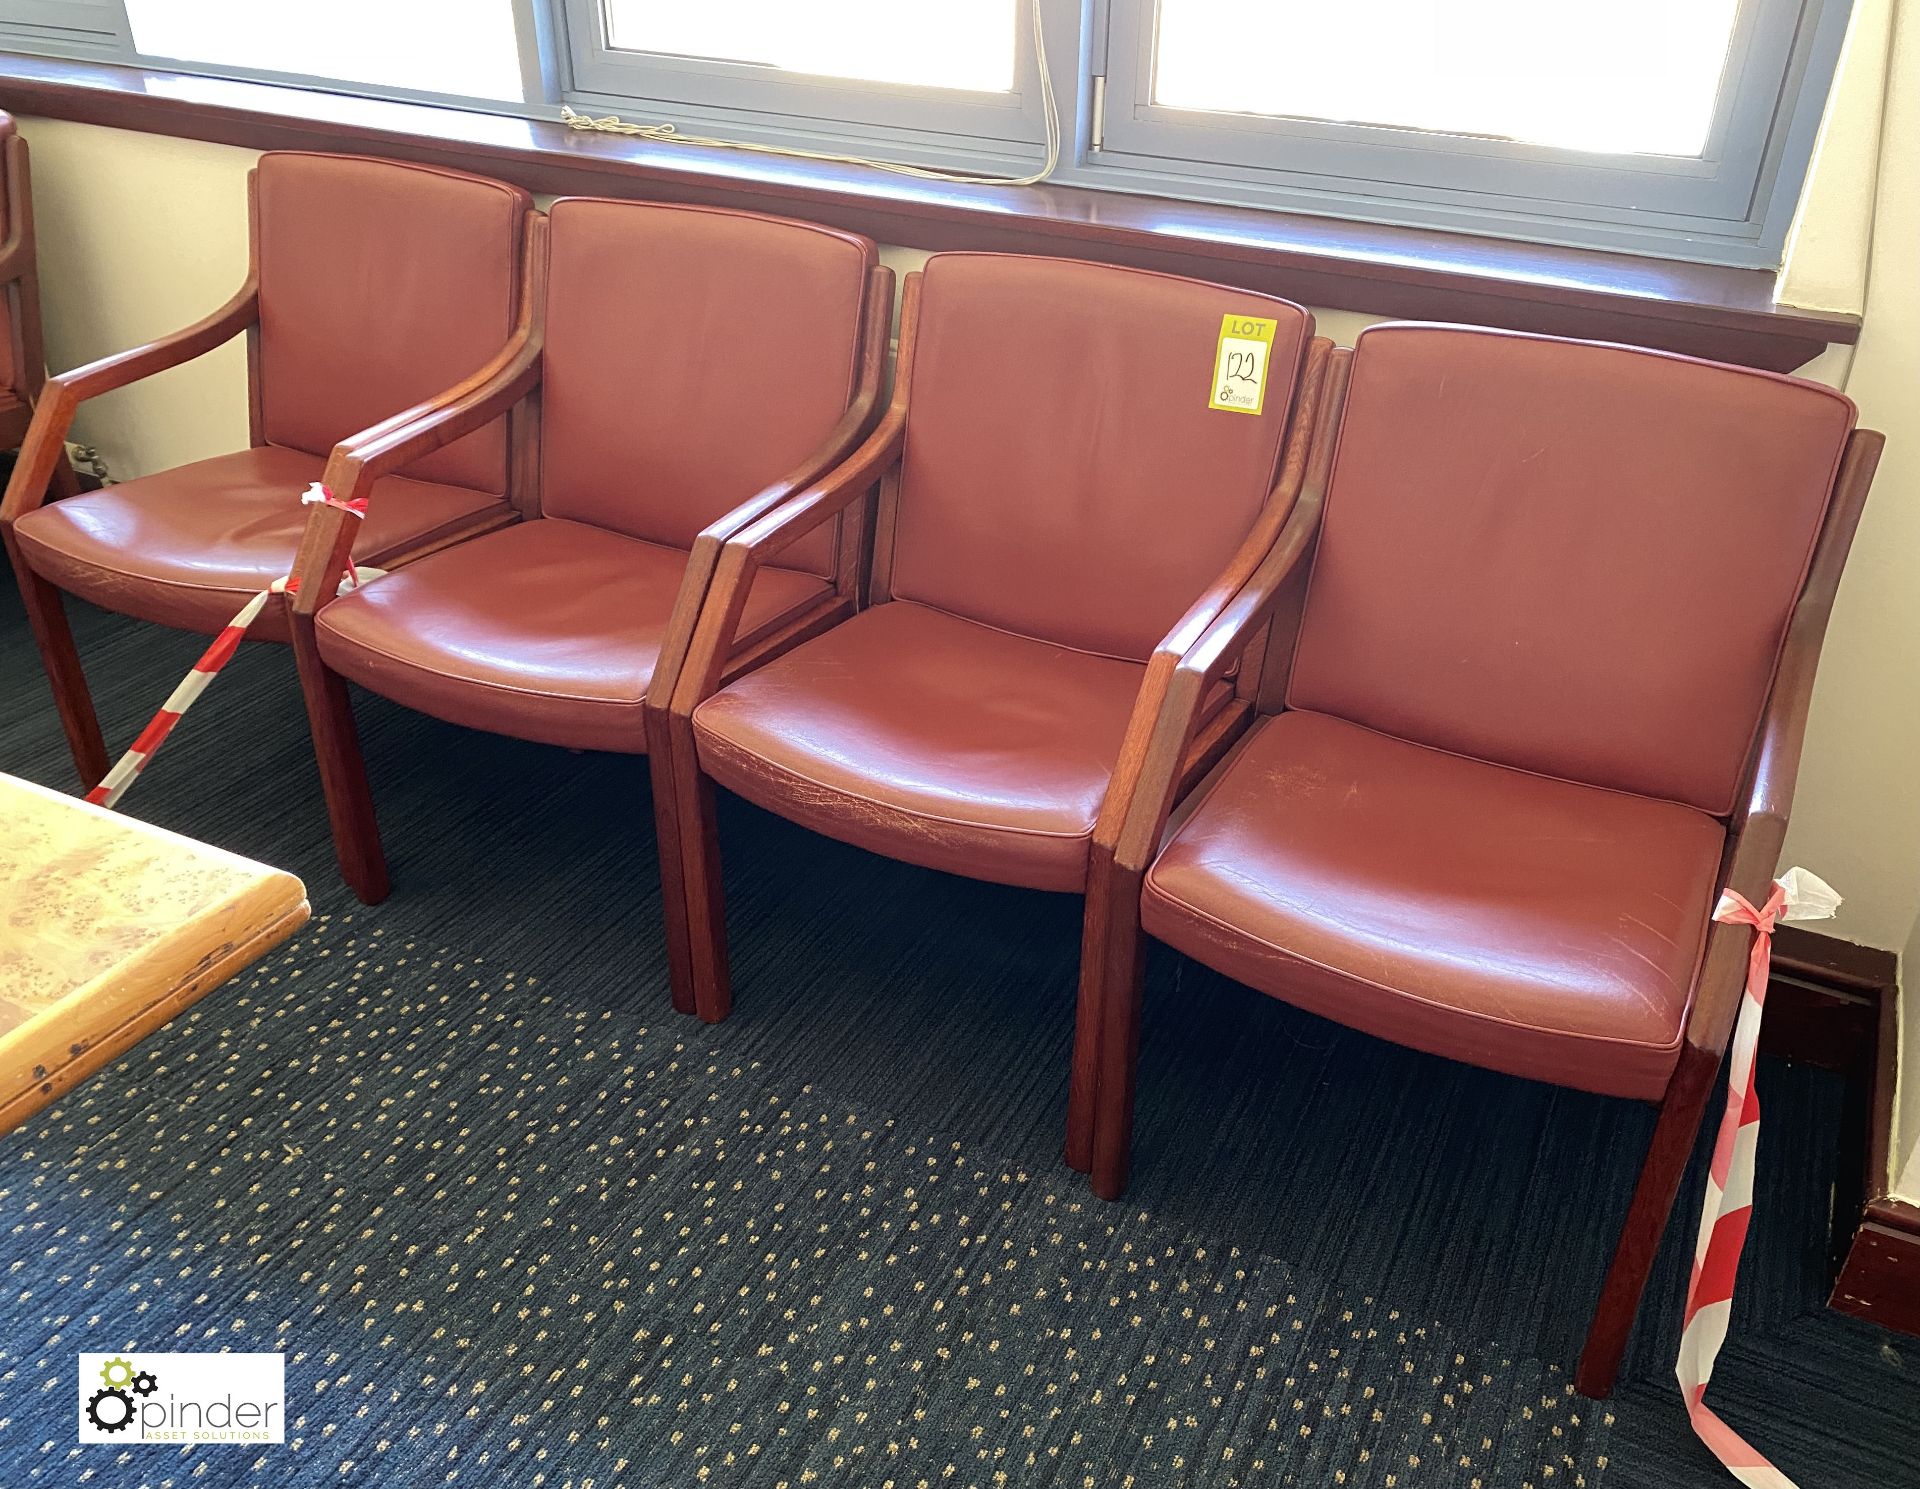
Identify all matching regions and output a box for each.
[1085,324,1882,1398]
[1,152,534,806]
[292,197,891,907]
[0,113,57,461]
[654,251,1331,1160]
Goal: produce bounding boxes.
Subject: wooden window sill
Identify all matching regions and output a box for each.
[0,53,1859,373]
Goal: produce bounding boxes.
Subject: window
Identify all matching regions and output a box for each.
[556,0,1048,174]
[0,0,130,63]
[0,0,1854,266]
[1146,1,1742,157]
[1094,0,1851,262]
[600,2,1018,93]
[120,0,527,103]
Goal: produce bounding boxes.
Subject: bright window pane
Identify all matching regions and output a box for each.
[124,0,525,101]
[603,0,1019,93]
[1152,0,1742,156]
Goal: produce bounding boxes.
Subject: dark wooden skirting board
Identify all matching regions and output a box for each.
[1766,925,1915,1338]
[1834,1203,1920,1338]
[0,53,1859,373]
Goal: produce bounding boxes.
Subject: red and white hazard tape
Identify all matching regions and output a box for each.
[1678,866,1840,1487]
[86,483,381,810]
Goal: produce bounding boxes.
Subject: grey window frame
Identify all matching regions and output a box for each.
[0,0,130,63]
[0,0,1857,269]
[2,0,557,117]
[1084,0,1853,265]
[551,0,1054,176]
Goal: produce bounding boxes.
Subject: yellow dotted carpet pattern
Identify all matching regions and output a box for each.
[0,915,1608,1488]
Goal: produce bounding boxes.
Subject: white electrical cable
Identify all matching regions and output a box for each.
[560,0,1060,187]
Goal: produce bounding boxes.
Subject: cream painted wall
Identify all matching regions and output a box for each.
[1774,0,1920,1199]
[1775,0,1915,949]
[11,33,1918,1190]
[1778,0,1891,318]
[21,119,253,476]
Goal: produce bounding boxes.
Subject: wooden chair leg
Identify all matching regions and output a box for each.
[48,453,83,502]
[3,536,108,788]
[1087,880,1149,1201]
[1067,852,1140,1173]
[1064,947,1100,1174]
[644,735,699,1018]
[1575,1045,1720,1398]
[289,621,390,905]
[653,720,733,1023]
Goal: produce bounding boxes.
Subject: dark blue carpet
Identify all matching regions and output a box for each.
[1,585,1912,1486]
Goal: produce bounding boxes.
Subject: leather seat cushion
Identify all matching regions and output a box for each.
[1141,710,1727,1100]
[316,517,831,753]
[11,445,510,641]
[692,600,1155,893]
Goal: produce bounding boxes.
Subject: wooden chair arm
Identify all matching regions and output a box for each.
[1103,346,1352,877]
[661,270,918,726]
[647,264,894,716]
[63,281,261,403]
[1682,427,1883,1060]
[704,270,919,575]
[329,214,550,478]
[283,447,381,619]
[283,331,541,615]
[1679,659,1806,1063]
[286,221,554,618]
[0,133,28,286]
[349,330,544,482]
[692,266,894,554]
[0,282,259,527]
[1090,341,1332,861]
[0,232,27,285]
[0,381,75,526]
[663,404,907,721]
[1682,617,1835,1058]
[1142,341,1332,667]
[731,406,906,560]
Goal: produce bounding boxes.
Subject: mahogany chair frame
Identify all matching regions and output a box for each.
[0,127,59,457]
[1081,339,1883,1398]
[653,265,1335,1142]
[285,211,895,911]
[0,166,533,801]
